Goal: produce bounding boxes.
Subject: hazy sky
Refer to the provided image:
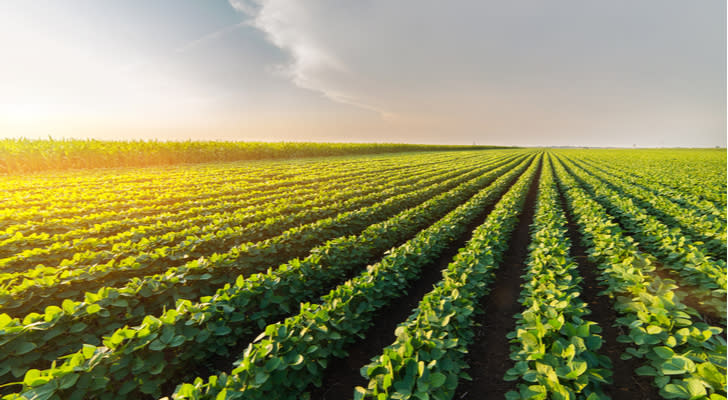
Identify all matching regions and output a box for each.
[0,1,725,146]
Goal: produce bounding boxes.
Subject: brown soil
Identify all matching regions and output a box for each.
[306,165,531,400]
[560,160,726,328]
[452,159,542,399]
[556,182,662,399]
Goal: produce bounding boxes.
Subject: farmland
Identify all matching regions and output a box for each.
[0,148,725,400]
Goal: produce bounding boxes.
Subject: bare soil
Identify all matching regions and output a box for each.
[452,160,541,399]
[556,182,662,399]
[307,163,537,399]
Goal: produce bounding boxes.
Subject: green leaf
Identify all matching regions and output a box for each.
[653,346,675,359]
[140,378,161,395]
[254,370,268,385]
[353,386,367,400]
[564,361,588,379]
[81,344,96,359]
[645,324,662,334]
[505,391,522,400]
[290,354,305,366]
[24,369,42,386]
[119,379,137,395]
[62,299,76,314]
[661,356,695,375]
[44,306,63,319]
[265,358,282,372]
[697,362,725,390]
[430,372,446,388]
[14,341,37,355]
[168,335,186,348]
[523,370,538,382]
[21,382,57,400]
[86,304,102,314]
[684,378,707,397]
[58,373,79,390]
[655,376,670,388]
[663,383,690,397]
[149,339,166,351]
[393,373,414,396]
[110,299,129,308]
[69,322,87,333]
[149,360,166,375]
[160,327,175,344]
[214,325,232,336]
[635,365,657,376]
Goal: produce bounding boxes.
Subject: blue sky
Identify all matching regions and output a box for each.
[0,0,725,146]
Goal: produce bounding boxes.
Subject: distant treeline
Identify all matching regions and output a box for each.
[0,139,509,174]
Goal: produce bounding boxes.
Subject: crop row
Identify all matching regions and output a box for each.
[553,155,726,399]
[0,160,425,258]
[0,155,495,304]
[568,150,726,208]
[160,155,541,400]
[0,154,533,389]
[0,168,397,273]
[3,152,535,400]
[565,156,726,261]
[0,150,472,204]
[503,156,611,399]
[557,157,727,318]
[0,139,498,174]
[1,151,483,221]
[356,153,540,400]
[574,157,726,230]
[0,152,476,242]
[0,159,469,273]
[0,155,513,316]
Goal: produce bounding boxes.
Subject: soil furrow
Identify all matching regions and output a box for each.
[567,157,725,260]
[554,172,661,399]
[558,159,725,323]
[307,173,521,400]
[453,159,542,399]
[157,158,532,398]
[649,262,727,331]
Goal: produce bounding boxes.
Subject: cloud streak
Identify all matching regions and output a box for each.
[175,22,247,53]
[230,0,392,116]
[230,0,725,146]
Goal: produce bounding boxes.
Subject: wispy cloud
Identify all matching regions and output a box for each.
[175,21,247,53]
[229,0,725,146]
[229,0,391,117]
[115,20,247,78]
[228,0,260,16]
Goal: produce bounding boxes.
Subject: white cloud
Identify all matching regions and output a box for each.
[175,22,247,53]
[230,0,387,114]
[228,0,725,146]
[227,0,260,16]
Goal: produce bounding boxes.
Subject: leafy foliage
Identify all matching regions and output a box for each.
[0,148,724,399]
[0,154,527,389]
[503,156,611,399]
[0,139,506,174]
[553,155,727,400]
[164,157,540,400]
[357,155,540,400]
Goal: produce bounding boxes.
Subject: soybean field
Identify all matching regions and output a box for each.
[0,148,725,400]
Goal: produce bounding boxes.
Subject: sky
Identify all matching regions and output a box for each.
[0,0,725,147]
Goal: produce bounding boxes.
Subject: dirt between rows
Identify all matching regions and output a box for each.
[186,157,688,399]
[452,159,541,399]
[307,163,534,400]
[157,165,518,398]
[561,159,725,327]
[556,181,661,399]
